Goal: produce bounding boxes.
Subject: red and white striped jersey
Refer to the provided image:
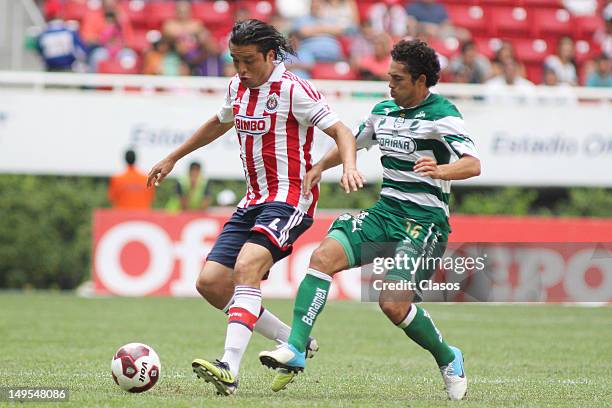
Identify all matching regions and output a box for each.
[217,62,339,217]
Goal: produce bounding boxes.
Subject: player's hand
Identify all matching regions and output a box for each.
[302,163,323,197]
[147,157,176,188]
[414,157,446,179]
[340,168,366,194]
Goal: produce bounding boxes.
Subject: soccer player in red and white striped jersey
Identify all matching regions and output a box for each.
[147,20,364,396]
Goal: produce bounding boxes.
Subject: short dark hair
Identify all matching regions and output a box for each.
[461,40,476,54]
[125,149,136,165]
[229,19,295,61]
[189,162,201,172]
[391,39,441,88]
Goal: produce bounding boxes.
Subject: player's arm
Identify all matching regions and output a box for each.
[147,116,233,188]
[414,154,481,180]
[422,115,481,180]
[320,122,365,194]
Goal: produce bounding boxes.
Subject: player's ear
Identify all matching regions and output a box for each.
[265,49,276,63]
[416,74,427,87]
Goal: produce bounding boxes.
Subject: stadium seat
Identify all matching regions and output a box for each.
[447,5,488,36]
[311,62,359,80]
[62,0,95,21]
[98,58,141,75]
[512,38,549,64]
[522,0,563,8]
[489,7,530,37]
[192,1,234,34]
[531,8,573,38]
[338,36,354,59]
[356,1,375,23]
[126,29,153,53]
[235,1,275,22]
[428,37,461,58]
[126,0,149,29]
[524,62,543,84]
[574,39,595,65]
[573,14,604,39]
[473,36,500,59]
[145,1,176,30]
[479,0,518,7]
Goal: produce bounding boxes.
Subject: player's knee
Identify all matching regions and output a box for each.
[195,268,229,308]
[378,298,411,325]
[309,245,337,275]
[233,258,260,286]
[195,272,216,299]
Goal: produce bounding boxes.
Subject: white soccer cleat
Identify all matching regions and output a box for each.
[440,346,467,400]
[306,337,319,359]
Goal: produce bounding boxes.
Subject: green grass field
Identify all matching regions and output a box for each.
[0,293,610,407]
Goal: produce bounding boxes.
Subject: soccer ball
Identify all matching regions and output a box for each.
[111,343,161,393]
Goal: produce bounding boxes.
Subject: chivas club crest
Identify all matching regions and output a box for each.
[265,94,279,113]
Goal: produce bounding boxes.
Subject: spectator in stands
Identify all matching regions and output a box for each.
[594,3,612,59]
[143,36,189,76]
[449,41,492,84]
[180,29,223,77]
[36,9,87,72]
[487,59,533,87]
[585,54,612,87]
[356,32,392,80]
[285,31,315,79]
[540,67,577,105]
[80,0,133,48]
[368,0,409,37]
[491,41,526,78]
[485,59,535,103]
[291,0,346,62]
[166,162,212,212]
[322,0,359,34]
[276,0,311,20]
[162,1,204,44]
[349,20,376,66]
[108,149,155,210]
[543,36,577,85]
[405,0,468,40]
[88,8,138,73]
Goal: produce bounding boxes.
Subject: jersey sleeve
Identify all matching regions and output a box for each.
[216,77,237,123]
[353,115,377,150]
[436,116,479,159]
[290,82,339,130]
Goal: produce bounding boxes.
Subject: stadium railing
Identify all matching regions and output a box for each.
[1,71,611,103]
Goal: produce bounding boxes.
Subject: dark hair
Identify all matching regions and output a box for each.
[189,162,201,171]
[125,149,136,165]
[391,39,440,88]
[461,40,476,54]
[229,19,294,61]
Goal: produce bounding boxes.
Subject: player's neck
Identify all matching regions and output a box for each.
[399,91,430,109]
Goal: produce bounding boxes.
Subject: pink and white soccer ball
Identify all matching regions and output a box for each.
[111,343,161,393]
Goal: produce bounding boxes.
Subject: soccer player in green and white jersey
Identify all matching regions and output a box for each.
[258,39,481,400]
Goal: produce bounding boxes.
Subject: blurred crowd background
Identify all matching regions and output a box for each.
[33,0,612,87]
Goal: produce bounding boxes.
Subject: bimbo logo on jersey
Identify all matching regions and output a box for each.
[234,115,272,135]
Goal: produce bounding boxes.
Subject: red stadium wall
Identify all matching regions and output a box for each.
[92,209,612,302]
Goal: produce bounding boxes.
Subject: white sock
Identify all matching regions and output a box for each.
[221,286,261,377]
[255,308,291,344]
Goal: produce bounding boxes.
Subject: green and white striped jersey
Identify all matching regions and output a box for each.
[354,93,479,230]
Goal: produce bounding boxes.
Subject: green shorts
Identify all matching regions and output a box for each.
[327,197,449,285]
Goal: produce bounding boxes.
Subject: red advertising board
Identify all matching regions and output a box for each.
[92,209,612,302]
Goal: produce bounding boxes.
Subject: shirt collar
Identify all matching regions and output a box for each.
[267,62,286,83]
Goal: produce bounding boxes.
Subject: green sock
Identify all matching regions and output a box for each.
[399,305,455,367]
[287,269,332,353]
